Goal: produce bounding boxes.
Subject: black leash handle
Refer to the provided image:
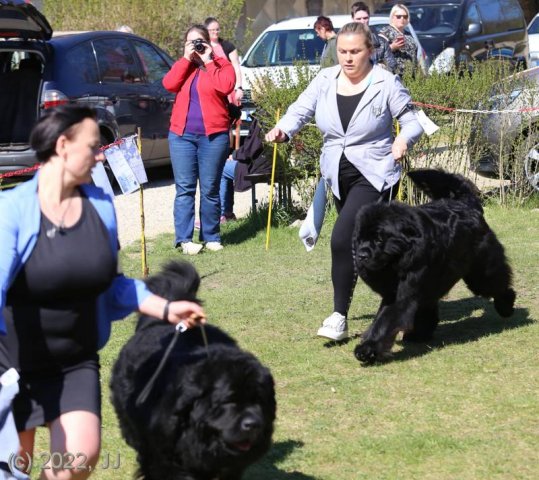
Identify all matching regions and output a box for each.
[135,322,187,407]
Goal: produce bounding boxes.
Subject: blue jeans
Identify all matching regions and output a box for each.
[219,159,237,216]
[168,131,229,245]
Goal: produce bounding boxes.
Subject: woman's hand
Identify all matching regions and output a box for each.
[183,40,196,61]
[265,127,287,143]
[167,300,206,329]
[390,35,405,51]
[392,136,408,162]
[139,295,206,330]
[234,88,244,104]
[196,41,214,64]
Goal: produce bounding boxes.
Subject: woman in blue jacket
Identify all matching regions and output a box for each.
[0,105,205,479]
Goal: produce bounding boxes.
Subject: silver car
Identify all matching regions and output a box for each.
[470,66,539,191]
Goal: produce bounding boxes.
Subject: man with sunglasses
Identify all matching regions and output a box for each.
[351,2,397,74]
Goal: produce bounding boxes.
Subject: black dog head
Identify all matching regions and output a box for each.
[154,347,276,473]
[353,203,423,274]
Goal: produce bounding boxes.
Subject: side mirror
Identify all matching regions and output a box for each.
[465,23,481,37]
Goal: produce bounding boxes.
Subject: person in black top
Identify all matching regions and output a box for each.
[0,105,206,479]
[204,17,243,105]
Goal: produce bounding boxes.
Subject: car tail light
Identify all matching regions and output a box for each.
[42,90,69,109]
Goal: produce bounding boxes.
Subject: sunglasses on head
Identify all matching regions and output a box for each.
[395,14,409,19]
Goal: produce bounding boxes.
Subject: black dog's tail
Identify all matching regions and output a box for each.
[407,169,482,211]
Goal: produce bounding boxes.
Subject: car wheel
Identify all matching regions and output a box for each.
[510,128,539,194]
[524,144,539,192]
[100,132,120,193]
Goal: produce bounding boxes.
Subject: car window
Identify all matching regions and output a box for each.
[132,40,170,84]
[529,16,539,34]
[403,5,459,35]
[64,42,98,84]
[464,3,482,30]
[93,38,142,83]
[244,30,325,67]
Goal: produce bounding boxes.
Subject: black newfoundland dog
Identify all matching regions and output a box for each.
[110,261,276,480]
[352,169,516,364]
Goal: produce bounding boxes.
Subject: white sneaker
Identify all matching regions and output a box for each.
[205,241,224,252]
[317,312,348,341]
[181,242,203,255]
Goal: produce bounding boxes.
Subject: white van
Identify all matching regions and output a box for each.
[240,14,428,111]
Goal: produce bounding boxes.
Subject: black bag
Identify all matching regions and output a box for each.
[227,102,242,126]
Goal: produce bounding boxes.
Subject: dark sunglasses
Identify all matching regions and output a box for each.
[395,14,409,19]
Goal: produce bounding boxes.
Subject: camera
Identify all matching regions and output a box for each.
[192,39,206,54]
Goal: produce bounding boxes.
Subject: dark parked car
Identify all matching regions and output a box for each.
[0,0,175,176]
[376,0,529,74]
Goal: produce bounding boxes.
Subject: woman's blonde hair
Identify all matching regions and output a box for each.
[336,22,373,50]
[390,4,410,20]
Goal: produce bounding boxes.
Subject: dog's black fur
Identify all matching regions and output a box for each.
[110,261,276,480]
[352,169,516,364]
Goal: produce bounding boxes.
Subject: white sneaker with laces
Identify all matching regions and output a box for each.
[181,242,203,255]
[205,241,224,252]
[317,312,348,341]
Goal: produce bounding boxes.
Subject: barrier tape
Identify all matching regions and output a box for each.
[412,101,539,115]
[0,163,40,180]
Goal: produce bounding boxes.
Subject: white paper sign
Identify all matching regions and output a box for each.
[91,161,115,198]
[104,145,140,195]
[416,109,440,136]
[120,135,148,184]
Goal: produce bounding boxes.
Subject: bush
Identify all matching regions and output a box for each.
[44,0,246,58]
[252,60,538,208]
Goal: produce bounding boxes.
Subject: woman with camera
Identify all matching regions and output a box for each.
[163,24,236,255]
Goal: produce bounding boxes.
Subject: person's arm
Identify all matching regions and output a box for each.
[162,57,196,93]
[388,77,423,160]
[138,294,205,329]
[0,198,17,336]
[229,49,244,103]
[380,36,398,74]
[205,57,236,96]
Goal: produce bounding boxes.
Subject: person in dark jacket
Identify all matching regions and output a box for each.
[351,2,397,74]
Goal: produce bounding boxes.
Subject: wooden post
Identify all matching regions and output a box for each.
[138,127,149,277]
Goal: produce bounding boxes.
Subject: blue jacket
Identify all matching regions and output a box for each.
[0,173,151,349]
[276,64,423,199]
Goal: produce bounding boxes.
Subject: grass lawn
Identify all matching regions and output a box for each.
[35,205,539,479]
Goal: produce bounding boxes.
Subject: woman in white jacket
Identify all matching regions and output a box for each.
[266,22,423,341]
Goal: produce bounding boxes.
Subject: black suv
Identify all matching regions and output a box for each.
[376,0,528,74]
[0,0,175,175]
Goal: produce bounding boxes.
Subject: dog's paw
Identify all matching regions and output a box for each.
[354,341,380,365]
[494,288,516,317]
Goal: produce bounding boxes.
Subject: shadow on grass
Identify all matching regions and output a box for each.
[324,297,534,362]
[391,298,534,363]
[244,440,316,479]
[221,204,302,246]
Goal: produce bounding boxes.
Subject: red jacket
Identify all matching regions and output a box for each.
[163,57,235,136]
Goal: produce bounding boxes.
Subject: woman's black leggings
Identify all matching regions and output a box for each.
[331,160,396,316]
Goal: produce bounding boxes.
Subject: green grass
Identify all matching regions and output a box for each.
[35,205,539,479]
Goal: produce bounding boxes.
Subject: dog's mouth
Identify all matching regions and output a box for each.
[230,440,254,452]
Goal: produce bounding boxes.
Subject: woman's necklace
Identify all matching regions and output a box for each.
[45,195,75,239]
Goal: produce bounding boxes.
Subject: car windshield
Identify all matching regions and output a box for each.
[242,23,410,68]
[529,16,539,34]
[242,29,325,67]
[406,5,460,36]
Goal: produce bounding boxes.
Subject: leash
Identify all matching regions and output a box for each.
[135,323,209,406]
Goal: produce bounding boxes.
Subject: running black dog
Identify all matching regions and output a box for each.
[110,261,276,480]
[352,169,516,364]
